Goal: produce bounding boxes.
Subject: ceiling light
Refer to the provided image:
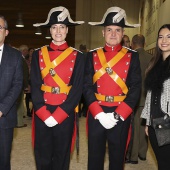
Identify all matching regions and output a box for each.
[45,30,51,39]
[45,35,51,39]
[35,27,42,35]
[16,13,24,27]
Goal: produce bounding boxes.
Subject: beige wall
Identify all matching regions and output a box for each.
[159,0,170,26]
[75,0,170,51]
[139,0,159,50]
[75,0,140,50]
[75,0,91,50]
[139,0,169,51]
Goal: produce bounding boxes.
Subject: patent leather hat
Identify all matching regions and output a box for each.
[88,6,140,28]
[33,6,84,27]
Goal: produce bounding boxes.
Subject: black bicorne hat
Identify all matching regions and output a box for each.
[33,6,84,27]
[88,7,140,28]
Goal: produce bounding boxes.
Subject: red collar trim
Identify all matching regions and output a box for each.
[104,44,122,52]
[50,42,68,51]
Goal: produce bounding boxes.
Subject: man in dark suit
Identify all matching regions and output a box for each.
[0,15,23,170]
[126,34,152,164]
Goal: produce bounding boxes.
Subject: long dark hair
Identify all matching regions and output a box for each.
[145,24,170,76]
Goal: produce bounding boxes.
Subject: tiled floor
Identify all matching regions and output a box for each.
[11,116,157,170]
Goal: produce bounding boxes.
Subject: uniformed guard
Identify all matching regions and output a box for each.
[83,6,141,170]
[31,6,84,170]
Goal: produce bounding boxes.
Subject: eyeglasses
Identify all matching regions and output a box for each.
[0,25,6,31]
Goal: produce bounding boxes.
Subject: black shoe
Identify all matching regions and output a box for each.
[16,124,27,128]
[27,114,32,117]
[83,114,86,117]
[125,159,138,164]
[138,156,146,161]
[125,159,131,163]
[27,111,32,117]
[130,160,138,164]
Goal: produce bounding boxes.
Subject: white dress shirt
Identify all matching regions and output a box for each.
[0,44,4,64]
[0,44,4,115]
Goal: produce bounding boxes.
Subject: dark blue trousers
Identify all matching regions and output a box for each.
[34,113,75,170]
[0,128,14,170]
[88,111,131,170]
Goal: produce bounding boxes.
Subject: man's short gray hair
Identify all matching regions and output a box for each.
[0,15,8,29]
[19,45,29,52]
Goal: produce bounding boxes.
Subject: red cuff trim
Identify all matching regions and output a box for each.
[52,107,68,124]
[89,101,103,117]
[35,106,51,121]
[115,102,132,120]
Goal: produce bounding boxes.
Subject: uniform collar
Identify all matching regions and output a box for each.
[104,44,122,52]
[50,41,68,51]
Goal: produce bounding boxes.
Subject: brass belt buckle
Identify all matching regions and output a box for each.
[105,96,114,102]
[105,67,113,75]
[49,68,56,77]
[51,87,60,94]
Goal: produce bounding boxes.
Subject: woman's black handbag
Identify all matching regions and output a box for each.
[152,114,170,147]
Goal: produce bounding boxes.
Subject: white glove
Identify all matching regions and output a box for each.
[107,113,119,127]
[44,116,58,127]
[95,112,116,129]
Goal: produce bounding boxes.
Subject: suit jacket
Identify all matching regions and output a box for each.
[0,44,23,129]
[136,48,152,106]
